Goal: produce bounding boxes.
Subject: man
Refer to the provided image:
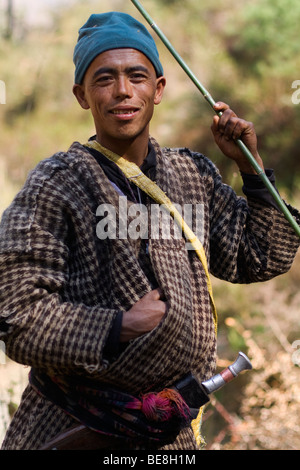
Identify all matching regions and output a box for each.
[0,12,299,450]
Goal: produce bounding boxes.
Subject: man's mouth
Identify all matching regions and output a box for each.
[109,107,140,118]
[111,109,137,115]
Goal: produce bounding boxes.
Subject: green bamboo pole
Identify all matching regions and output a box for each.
[131,0,300,238]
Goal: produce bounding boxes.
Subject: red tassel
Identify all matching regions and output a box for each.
[140,389,190,422]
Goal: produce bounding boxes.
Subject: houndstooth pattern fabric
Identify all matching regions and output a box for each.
[1,138,299,450]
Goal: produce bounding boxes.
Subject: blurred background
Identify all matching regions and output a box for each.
[0,0,299,450]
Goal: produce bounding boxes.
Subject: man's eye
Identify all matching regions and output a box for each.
[97,75,113,83]
[130,73,147,81]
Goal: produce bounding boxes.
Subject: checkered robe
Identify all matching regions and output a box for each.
[1,137,299,450]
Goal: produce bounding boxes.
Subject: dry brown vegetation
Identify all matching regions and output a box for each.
[202,252,300,450]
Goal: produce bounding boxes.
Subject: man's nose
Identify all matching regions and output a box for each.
[114,76,133,99]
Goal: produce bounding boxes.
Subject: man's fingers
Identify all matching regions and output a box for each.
[213,101,230,113]
[212,108,253,142]
[144,287,164,301]
[121,288,167,342]
[222,117,242,141]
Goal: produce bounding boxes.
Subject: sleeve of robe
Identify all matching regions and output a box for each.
[0,157,121,375]
[192,152,300,283]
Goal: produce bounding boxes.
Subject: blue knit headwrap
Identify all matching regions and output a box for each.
[73,12,164,84]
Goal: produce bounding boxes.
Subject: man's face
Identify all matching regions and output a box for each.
[73,48,166,151]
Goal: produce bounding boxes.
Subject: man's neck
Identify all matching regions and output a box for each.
[96,134,149,167]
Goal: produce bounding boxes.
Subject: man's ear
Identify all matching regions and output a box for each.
[154,76,166,105]
[72,84,90,110]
